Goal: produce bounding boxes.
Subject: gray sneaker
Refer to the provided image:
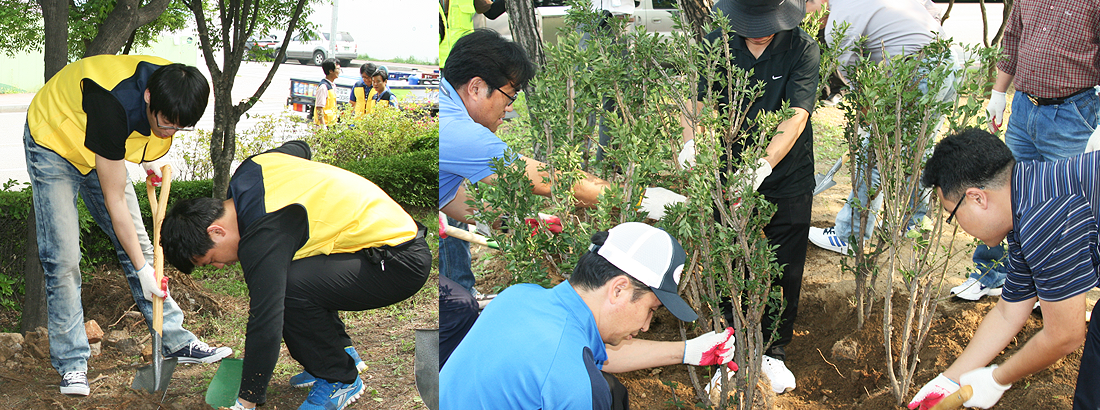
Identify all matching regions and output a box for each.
[60,371,89,396]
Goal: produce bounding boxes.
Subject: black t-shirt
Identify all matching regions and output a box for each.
[697,28,821,199]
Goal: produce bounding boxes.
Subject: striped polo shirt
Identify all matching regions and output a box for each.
[1003,151,1100,302]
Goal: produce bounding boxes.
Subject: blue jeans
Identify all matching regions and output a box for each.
[24,123,196,375]
[834,56,956,241]
[439,216,475,294]
[972,87,1100,287]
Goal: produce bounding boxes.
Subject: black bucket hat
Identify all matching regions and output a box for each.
[714,0,806,38]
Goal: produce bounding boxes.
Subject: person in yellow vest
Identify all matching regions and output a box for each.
[23,54,233,397]
[438,0,502,69]
[350,62,378,117]
[160,140,431,410]
[313,59,341,127]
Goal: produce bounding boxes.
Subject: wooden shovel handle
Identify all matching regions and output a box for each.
[930,385,973,410]
[145,165,172,335]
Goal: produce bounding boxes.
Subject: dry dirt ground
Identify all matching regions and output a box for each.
[0,264,438,410]
[472,105,1099,409]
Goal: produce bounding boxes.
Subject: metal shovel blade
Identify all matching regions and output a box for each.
[131,332,178,393]
[414,328,439,410]
[813,155,847,196]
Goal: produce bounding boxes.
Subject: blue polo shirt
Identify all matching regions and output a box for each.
[1003,152,1100,303]
[440,281,612,410]
[438,77,513,208]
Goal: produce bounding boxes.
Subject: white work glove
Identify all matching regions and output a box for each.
[637,187,687,220]
[1086,126,1100,153]
[907,373,960,409]
[748,158,772,192]
[683,327,736,366]
[141,160,167,187]
[678,139,697,169]
[986,90,1007,132]
[135,263,168,302]
[960,365,1011,409]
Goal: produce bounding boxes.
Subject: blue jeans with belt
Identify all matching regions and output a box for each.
[24,122,197,376]
[971,86,1100,288]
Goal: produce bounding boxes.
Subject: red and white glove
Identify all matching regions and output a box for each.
[960,365,1011,409]
[908,373,960,409]
[136,263,169,301]
[986,90,1006,132]
[524,213,563,235]
[683,327,736,367]
[141,160,167,187]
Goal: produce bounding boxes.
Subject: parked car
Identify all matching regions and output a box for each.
[473,0,679,44]
[285,29,358,66]
[243,33,280,61]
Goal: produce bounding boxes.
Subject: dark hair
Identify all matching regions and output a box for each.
[571,231,651,301]
[146,63,209,128]
[161,197,225,274]
[922,128,1016,200]
[360,62,378,77]
[442,28,537,92]
[322,59,338,75]
[372,66,389,80]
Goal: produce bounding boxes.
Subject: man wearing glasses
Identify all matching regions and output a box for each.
[23,55,230,396]
[911,128,1100,409]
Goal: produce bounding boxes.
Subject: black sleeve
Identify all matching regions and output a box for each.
[263,140,312,160]
[236,205,309,405]
[485,0,506,19]
[787,33,821,113]
[81,80,131,160]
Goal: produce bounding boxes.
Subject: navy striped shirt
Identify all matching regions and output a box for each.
[1003,152,1100,302]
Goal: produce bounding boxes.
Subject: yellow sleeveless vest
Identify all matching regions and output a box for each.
[353,86,377,117]
[250,153,418,260]
[27,55,174,175]
[314,79,339,125]
[439,0,476,69]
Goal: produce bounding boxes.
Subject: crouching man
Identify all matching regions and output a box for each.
[910,128,1100,409]
[161,141,431,410]
[440,222,737,409]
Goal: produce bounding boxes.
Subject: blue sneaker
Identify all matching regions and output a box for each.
[290,346,367,388]
[297,377,363,410]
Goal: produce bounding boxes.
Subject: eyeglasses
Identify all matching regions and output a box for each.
[945,192,966,224]
[495,87,518,106]
[156,115,195,132]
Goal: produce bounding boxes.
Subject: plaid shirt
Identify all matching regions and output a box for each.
[997,0,1100,99]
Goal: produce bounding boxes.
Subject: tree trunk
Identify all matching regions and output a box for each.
[209,92,239,199]
[38,0,68,81]
[505,0,544,67]
[83,0,173,57]
[678,0,714,41]
[20,208,46,334]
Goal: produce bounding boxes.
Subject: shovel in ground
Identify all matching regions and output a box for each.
[414,328,439,410]
[813,153,848,196]
[131,164,179,394]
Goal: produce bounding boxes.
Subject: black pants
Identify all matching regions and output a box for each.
[439,276,478,370]
[722,193,811,360]
[283,231,431,384]
[1074,300,1100,409]
[603,372,630,410]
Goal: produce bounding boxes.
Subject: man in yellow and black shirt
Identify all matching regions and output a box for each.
[23,54,231,397]
[161,141,431,410]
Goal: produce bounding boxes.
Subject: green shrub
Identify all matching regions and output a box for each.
[306,107,439,166]
[342,150,437,208]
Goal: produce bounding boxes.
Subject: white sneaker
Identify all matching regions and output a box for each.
[951,278,1001,301]
[808,226,850,255]
[761,356,796,394]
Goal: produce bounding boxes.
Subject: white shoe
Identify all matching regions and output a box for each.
[761,356,795,394]
[60,371,89,396]
[808,226,850,255]
[951,277,1001,301]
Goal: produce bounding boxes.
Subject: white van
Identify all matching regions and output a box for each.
[285,29,358,66]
